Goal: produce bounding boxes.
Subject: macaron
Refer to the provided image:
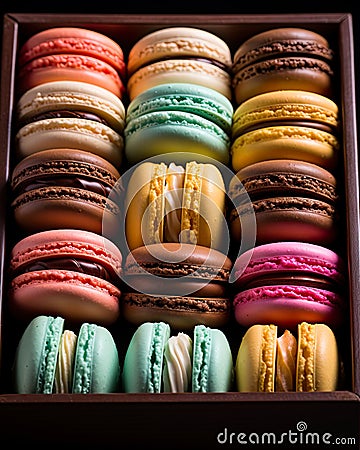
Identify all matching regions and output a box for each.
[8,229,122,325]
[13,315,120,393]
[11,148,121,236]
[122,322,233,393]
[16,80,126,134]
[232,241,346,329]
[228,159,339,247]
[124,83,233,166]
[230,90,340,173]
[235,322,339,392]
[15,106,124,168]
[122,243,232,330]
[124,161,227,252]
[127,27,232,101]
[17,27,126,98]
[232,27,335,104]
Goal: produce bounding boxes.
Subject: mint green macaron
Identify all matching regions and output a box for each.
[124,83,233,166]
[192,324,234,392]
[13,315,120,393]
[122,321,171,393]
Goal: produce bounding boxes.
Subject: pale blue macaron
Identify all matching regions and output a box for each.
[124,83,233,166]
[122,321,171,393]
[13,315,120,393]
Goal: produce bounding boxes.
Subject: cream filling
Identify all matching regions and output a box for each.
[54,330,77,393]
[276,330,297,392]
[163,333,193,392]
[163,163,185,242]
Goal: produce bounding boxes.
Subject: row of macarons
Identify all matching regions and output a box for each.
[13,315,340,394]
[7,228,347,332]
[14,79,340,173]
[16,25,336,105]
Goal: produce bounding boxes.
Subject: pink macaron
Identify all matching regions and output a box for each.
[231,241,346,329]
[17,27,126,98]
[8,229,122,325]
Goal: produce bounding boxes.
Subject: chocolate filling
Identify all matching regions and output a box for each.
[230,173,338,204]
[15,175,112,197]
[13,257,113,282]
[242,272,342,292]
[18,110,110,127]
[233,120,336,137]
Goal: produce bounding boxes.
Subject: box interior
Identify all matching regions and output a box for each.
[0,13,359,402]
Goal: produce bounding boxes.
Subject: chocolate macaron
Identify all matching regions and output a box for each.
[228,159,339,247]
[11,148,121,237]
[232,27,335,104]
[122,242,232,330]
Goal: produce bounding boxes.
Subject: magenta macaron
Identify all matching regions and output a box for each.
[8,229,122,325]
[231,241,346,329]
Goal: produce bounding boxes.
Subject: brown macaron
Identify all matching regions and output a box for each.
[228,159,339,247]
[232,28,335,104]
[122,242,233,330]
[11,148,122,237]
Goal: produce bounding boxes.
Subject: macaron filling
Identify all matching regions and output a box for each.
[14,257,114,282]
[18,110,111,128]
[163,332,193,392]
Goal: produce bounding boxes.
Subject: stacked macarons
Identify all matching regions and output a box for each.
[7,28,127,328]
[120,27,235,331]
[126,27,232,102]
[124,83,233,167]
[227,28,347,333]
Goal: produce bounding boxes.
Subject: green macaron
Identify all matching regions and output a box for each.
[13,315,120,394]
[192,324,234,392]
[122,322,234,393]
[124,83,233,166]
[122,321,171,393]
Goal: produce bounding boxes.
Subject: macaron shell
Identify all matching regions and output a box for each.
[127,60,232,101]
[233,64,333,105]
[231,126,339,172]
[122,322,170,393]
[9,270,121,325]
[233,285,344,329]
[235,324,277,392]
[72,323,120,393]
[17,80,126,132]
[18,27,126,75]
[18,54,125,98]
[122,294,231,331]
[16,118,124,168]
[192,325,233,392]
[127,27,232,75]
[126,82,233,134]
[232,28,332,67]
[125,110,230,166]
[296,322,339,391]
[233,241,345,287]
[13,315,64,393]
[232,90,339,136]
[9,228,123,277]
[12,190,120,235]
